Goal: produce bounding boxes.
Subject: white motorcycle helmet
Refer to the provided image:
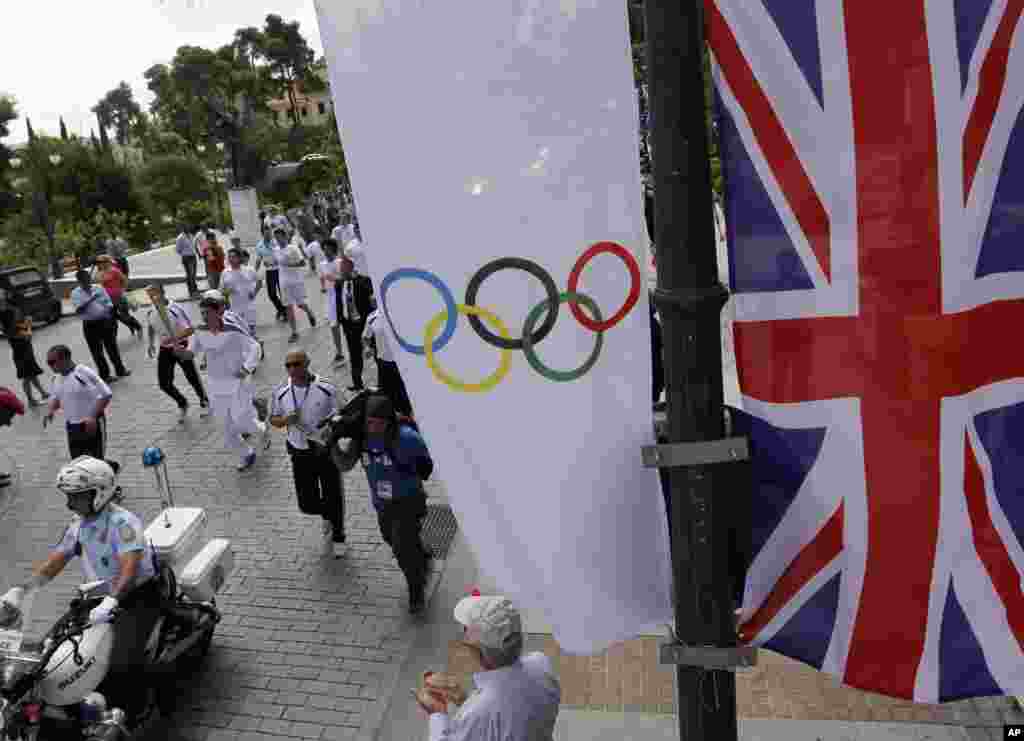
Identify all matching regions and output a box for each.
[37,623,114,706]
[55,456,118,517]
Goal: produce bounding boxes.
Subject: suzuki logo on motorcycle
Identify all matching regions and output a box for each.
[57,656,95,690]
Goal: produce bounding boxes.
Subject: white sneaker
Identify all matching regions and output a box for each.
[177,406,188,424]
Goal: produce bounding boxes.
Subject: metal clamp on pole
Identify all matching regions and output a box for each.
[642,437,749,469]
[660,642,758,670]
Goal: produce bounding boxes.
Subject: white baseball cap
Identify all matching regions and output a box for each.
[453,595,522,650]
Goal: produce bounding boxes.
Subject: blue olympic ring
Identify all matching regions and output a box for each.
[379,268,458,356]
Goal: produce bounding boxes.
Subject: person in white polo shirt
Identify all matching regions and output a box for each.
[221,243,263,337]
[319,238,347,366]
[145,284,209,422]
[415,595,561,740]
[273,226,317,343]
[172,290,267,471]
[269,349,346,556]
[43,344,116,465]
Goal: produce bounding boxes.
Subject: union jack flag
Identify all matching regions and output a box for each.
[710,1,1024,701]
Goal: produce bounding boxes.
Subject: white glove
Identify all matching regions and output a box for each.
[0,587,25,610]
[88,596,118,624]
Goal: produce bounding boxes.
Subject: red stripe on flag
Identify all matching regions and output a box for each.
[705,0,831,281]
[963,432,1024,650]
[963,0,1024,202]
[739,503,843,643]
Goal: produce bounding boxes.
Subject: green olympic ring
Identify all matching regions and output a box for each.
[521,292,604,382]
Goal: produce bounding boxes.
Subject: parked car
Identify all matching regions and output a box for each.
[0,266,62,334]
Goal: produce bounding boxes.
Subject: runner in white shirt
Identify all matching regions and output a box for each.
[268,349,346,557]
[319,238,346,366]
[43,345,115,464]
[221,246,263,337]
[364,308,413,416]
[144,284,209,423]
[273,227,317,343]
[173,290,267,471]
[304,233,325,283]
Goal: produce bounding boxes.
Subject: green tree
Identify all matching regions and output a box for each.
[138,155,210,220]
[93,82,144,147]
[252,14,322,127]
[59,116,69,142]
[0,95,19,219]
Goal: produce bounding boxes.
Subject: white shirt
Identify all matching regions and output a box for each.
[146,300,192,342]
[221,267,260,309]
[269,374,338,450]
[429,653,561,741]
[364,310,394,362]
[188,324,260,395]
[276,241,306,287]
[304,240,324,266]
[344,238,369,274]
[332,223,356,245]
[321,257,341,303]
[51,365,113,424]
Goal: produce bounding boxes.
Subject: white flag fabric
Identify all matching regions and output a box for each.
[316,0,672,652]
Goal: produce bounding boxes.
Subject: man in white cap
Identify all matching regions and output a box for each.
[173,290,267,471]
[415,595,561,740]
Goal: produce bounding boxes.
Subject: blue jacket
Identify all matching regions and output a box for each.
[362,425,432,511]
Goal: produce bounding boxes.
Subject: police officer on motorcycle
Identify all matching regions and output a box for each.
[0,456,163,726]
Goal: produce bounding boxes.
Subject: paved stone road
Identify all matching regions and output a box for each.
[0,246,446,741]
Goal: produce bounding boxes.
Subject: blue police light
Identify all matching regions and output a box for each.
[142,447,165,467]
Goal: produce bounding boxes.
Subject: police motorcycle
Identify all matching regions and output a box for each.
[0,448,234,739]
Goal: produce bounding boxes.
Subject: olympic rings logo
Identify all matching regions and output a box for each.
[379,242,642,392]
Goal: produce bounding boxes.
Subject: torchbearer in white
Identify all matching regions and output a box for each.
[173,290,267,471]
[221,243,263,346]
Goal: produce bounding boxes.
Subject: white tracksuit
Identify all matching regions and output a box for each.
[188,323,262,461]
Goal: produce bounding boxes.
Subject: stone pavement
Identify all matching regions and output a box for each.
[0,246,452,741]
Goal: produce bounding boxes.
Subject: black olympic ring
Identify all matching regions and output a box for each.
[464,257,560,350]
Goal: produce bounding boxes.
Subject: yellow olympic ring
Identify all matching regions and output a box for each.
[424,305,513,393]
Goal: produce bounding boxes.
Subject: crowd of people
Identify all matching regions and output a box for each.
[0,207,566,738]
[1,208,426,607]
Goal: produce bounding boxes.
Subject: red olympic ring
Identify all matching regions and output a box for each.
[566,242,642,332]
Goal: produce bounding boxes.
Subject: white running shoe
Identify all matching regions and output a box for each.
[236,450,257,471]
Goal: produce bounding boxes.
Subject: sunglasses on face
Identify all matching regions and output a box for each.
[285,361,304,368]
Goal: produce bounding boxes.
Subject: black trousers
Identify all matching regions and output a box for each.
[82,318,126,380]
[377,359,413,416]
[114,298,142,335]
[181,255,199,295]
[99,577,163,720]
[157,347,207,409]
[287,442,345,539]
[377,492,428,594]
[341,319,367,388]
[67,415,107,460]
[265,269,286,318]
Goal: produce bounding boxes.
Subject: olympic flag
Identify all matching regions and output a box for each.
[316,0,673,650]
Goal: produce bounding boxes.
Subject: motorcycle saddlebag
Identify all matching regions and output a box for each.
[179,538,234,602]
[144,507,208,572]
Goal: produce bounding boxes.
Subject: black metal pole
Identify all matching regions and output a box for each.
[644,1,738,739]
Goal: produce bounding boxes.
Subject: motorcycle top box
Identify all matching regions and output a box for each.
[144,507,207,572]
[179,538,234,603]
